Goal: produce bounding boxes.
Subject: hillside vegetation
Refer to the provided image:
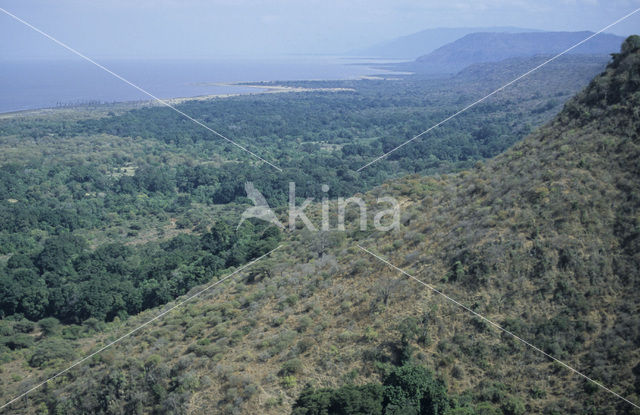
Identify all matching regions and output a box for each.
[0,36,639,415]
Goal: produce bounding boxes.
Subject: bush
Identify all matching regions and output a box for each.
[280,358,303,376]
[13,320,35,333]
[501,397,525,415]
[82,317,106,333]
[297,337,315,353]
[1,333,34,350]
[281,376,297,389]
[445,408,475,415]
[475,403,504,415]
[29,338,76,368]
[38,317,61,336]
[297,316,313,333]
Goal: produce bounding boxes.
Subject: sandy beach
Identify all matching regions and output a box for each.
[164,82,356,105]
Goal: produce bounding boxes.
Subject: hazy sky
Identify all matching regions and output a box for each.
[1,0,639,59]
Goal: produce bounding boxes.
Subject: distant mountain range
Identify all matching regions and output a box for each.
[350,26,540,59]
[391,31,626,75]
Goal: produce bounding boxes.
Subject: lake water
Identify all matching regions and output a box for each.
[0,56,400,113]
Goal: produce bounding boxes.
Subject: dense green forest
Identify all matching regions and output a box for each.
[0,222,280,323]
[1,39,639,415]
[292,363,451,415]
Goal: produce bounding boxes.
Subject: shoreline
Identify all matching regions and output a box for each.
[0,81,357,118]
[164,82,355,105]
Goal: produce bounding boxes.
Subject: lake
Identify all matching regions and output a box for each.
[0,56,401,113]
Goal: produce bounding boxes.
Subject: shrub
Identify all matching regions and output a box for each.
[1,333,34,350]
[279,358,303,376]
[297,337,315,353]
[445,408,475,415]
[475,402,504,415]
[297,316,313,333]
[363,327,379,342]
[501,397,525,415]
[38,317,61,336]
[83,317,106,333]
[29,338,75,368]
[61,325,83,340]
[281,376,297,389]
[13,320,35,333]
[145,354,163,369]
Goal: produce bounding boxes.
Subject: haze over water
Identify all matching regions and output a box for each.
[0,57,397,113]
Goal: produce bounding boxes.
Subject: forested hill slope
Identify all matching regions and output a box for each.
[1,36,640,415]
[350,34,640,413]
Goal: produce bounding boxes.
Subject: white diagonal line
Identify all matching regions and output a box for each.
[357,7,640,172]
[0,245,282,412]
[357,245,640,410]
[0,7,283,172]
